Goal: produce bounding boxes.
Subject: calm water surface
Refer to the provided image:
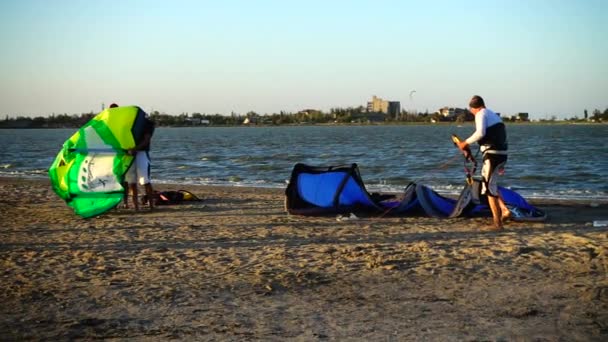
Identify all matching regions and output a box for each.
[1,124,607,201]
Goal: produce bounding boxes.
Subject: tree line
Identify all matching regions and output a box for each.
[1,107,607,128]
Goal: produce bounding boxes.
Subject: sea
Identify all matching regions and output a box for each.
[1,124,607,202]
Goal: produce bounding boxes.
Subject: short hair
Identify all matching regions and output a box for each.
[109,103,118,108]
[469,95,485,109]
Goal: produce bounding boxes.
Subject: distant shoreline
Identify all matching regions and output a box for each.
[1,121,606,129]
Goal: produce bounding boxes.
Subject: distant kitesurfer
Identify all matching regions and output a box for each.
[456,95,510,230]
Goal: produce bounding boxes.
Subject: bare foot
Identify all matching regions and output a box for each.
[501,212,511,223]
[480,225,503,232]
[483,219,504,231]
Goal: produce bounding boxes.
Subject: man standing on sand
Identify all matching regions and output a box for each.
[111,103,156,211]
[457,95,511,230]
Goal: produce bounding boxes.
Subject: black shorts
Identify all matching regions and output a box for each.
[481,153,507,197]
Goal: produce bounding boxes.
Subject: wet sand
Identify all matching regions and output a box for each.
[1,177,607,340]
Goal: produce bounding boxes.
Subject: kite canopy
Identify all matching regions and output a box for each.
[285,163,546,221]
[284,163,385,215]
[48,106,148,218]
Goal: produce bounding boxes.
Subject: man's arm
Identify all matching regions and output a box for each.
[464,112,486,145]
[128,133,152,155]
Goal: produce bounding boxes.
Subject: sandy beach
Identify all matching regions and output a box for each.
[1,177,607,340]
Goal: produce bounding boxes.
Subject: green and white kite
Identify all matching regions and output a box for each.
[49,106,148,218]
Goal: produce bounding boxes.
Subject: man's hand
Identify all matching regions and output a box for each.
[127,148,136,156]
[456,141,468,151]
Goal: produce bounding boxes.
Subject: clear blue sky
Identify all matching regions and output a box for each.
[1,0,606,119]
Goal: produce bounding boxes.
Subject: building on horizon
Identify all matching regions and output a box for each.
[367,96,401,119]
[367,95,388,113]
[509,112,529,121]
[387,101,401,119]
[436,107,468,119]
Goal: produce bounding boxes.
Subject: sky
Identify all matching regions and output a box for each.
[0,0,606,119]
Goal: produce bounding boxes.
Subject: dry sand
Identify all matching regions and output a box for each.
[1,177,607,340]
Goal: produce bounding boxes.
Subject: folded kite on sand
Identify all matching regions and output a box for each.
[284,163,546,221]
